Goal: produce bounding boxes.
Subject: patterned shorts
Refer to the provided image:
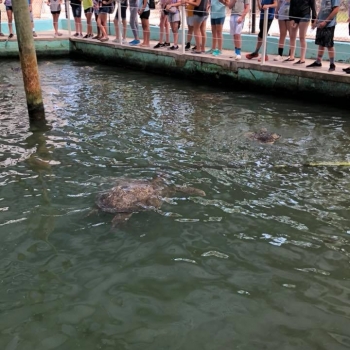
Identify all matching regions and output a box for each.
[315,26,335,48]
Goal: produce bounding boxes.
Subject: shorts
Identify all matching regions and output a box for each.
[168,11,180,23]
[115,3,127,19]
[258,18,273,38]
[230,14,244,35]
[99,5,111,13]
[71,4,82,17]
[291,14,310,23]
[84,7,93,13]
[140,9,150,19]
[192,14,207,24]
[186,15,194,26]
[211,16,225,26]
[6,6,12,11]
[315,26,335,48]
[51,10,61,14]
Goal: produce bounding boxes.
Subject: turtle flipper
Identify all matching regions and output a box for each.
[173,186,206,197]
[111,213,133,227]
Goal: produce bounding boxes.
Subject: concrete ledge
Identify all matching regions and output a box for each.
[69,38,350,100]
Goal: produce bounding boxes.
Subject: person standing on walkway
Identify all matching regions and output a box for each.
[306,0,339,71]
[4,0,15,38]
[184,1,195,50]
[97,0,114,41]
[138,0,150,46]
[207,0,227,56]
[245,0,277,61]
[154,0,170,48]
[47,0,63,37]
[286,0,316,64]
[186,0,209,54]
[28,0,37,36]
[113,0,128,43]
[92,0,101,39]
[70,0,83,37]
[129,0,140,44]
[165,0,182,50]
[343,0,350,73]
[229,0,250,60]
[0,0,5,36]
[273,0,290,61]
[83,0,94,38]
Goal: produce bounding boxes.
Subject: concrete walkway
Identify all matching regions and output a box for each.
[1,29,349,77]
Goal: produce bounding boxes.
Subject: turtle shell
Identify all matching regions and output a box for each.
[95,179,164,213]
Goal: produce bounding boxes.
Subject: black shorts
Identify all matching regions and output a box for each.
[140,9,150,19]
[315,26,335,48]
[258,18,273,38]
[71,4,82,17]
[51,10,61,14]
[115,3,127,19]
[84,7,93,13]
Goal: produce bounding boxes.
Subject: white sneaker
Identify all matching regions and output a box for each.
[274,55,283,61]
[235,54,241,61]
[122,39,127,44]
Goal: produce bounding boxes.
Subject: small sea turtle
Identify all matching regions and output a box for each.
[94,175,206,226]
[245,128,281,144]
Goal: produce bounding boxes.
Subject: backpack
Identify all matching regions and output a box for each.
[148,0,155,9]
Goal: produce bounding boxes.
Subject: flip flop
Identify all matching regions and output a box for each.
[293,60,305,64]
[283,57,295,62]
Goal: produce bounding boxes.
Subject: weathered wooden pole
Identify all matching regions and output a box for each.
[11,0,46,121]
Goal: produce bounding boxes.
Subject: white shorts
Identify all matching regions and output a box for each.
[230,14,244,35]
[168,11,180,23]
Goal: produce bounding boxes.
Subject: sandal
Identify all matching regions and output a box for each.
[283,57,295,62]
[99,37,109,42]
[293,60,305,65]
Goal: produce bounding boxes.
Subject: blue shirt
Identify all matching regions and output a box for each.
[211,0,226,19]
[260,0,275,20]
[317,0,339,27]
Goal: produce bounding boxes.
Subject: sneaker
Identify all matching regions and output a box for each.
[169,45,178,50]
[73,33,79,37]
[306,61,322,68]
[329,63,336,72]
[212,49,222,56]
[8,33,14,39]
[185,42,191,51]
[129,39,140,45]
[112,39,119,43]
[274,55,283,61]
[235,54,241,61]
[191,45,197,51]
[32,31,37,37]
[122,38,127,44]
[258,55,269,62]
[246,52,259,60]
[92,35,100,39]
[154,42,165,48]
[205,49,214,54]
[164,42,170,47]
[83,34,89,38]
[342,66,350,72]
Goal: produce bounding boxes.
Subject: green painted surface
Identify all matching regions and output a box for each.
[69,40,350,99]
[0,39,69,58]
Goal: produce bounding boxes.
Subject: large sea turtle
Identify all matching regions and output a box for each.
[94,175,206,226]
[245,128,281,144]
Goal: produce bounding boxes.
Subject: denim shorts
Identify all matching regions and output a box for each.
[211,16,225,26]
[6,6,12,11]
[71,4,82,17]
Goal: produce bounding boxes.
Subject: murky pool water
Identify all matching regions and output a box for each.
[1,59,350,350]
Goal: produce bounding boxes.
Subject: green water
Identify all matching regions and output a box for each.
[1,59,350,350]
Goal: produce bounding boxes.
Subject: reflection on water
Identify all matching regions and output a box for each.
[1,59,350,350]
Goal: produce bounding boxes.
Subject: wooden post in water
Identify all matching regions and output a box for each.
[12,0,45,121]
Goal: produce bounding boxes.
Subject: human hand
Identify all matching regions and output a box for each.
[317,20,326,28]
[291,20,296,28]
[237,15,242,23]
